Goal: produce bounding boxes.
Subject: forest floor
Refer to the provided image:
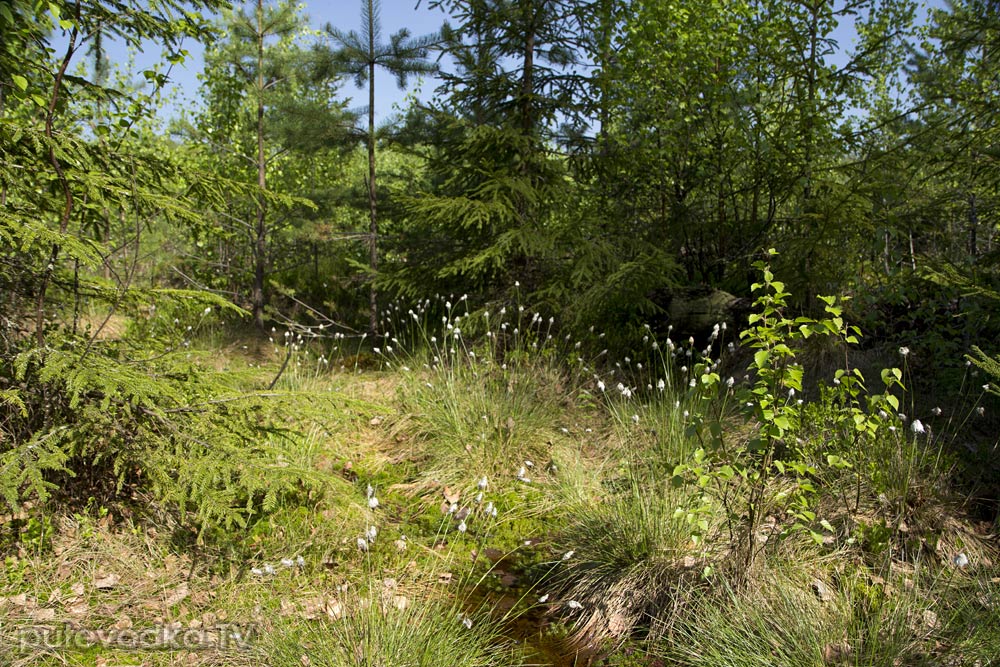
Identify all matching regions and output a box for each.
[2,318,999,667]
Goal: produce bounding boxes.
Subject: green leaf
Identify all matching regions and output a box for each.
[12,74,27,91]
[754,349,770,368]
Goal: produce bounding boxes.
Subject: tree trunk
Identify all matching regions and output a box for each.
[253,0,267,331]
[367,4,379,337]
[520,0,536,136]
[968,191,978,259]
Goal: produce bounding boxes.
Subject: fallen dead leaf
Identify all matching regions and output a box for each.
[163,583,190,608]
[66,600,89,616]
[8,593,30,606]
[443,487,460,504]
[94,573,120,590]
[30,607,56,621]
[301,597,324,620]
[324,598,343,620]
[822,642,852,664]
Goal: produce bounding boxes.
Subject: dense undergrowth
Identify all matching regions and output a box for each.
[1,261,999,667]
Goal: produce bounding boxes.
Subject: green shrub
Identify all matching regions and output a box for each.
[0,306,337,538]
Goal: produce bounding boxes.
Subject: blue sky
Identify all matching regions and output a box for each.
[87,0,939,126]
[103,0,450,123]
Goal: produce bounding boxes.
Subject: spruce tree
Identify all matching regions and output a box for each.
[316,0,438,335]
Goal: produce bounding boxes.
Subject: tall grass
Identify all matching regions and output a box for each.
[551,472,710,644]
[663,563,945,667]
[261,595,522,667]
[380,296,582,487]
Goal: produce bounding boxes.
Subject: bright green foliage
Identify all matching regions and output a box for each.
[7,324,331,534]
[604,0,917,298]
[671,254,914,573]
[0,0,338,537]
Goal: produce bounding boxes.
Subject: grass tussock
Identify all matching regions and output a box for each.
[391,334,573,488]
[261,593,523,667]
[663,555,1000,667]
[551,477,711,645]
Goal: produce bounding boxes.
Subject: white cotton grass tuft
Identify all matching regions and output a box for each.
[911,419,925,435]
[953,553,969,569]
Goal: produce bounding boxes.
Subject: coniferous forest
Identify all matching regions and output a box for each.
[1,0,999,665]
